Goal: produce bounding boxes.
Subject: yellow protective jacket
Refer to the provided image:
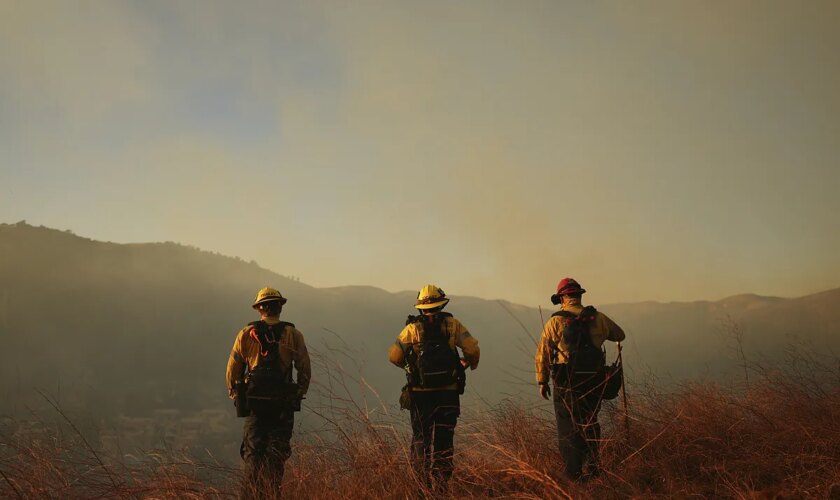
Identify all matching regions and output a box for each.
[535,302,625,384]
[388,314,480,392]
[226,317,312,396]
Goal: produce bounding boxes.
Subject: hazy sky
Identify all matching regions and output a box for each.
[2,1,838,306]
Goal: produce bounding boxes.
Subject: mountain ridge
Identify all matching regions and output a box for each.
[3,220,832,309]
[2,221,837,390]
[2,220,838,461]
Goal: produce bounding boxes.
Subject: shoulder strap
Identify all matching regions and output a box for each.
[248,321,291,363]
[406,311,452,325]
[439,313,454,343]
[551,307,597,321]
[547,313,569,355]
[418,314,452,344]
[552,307,598,350]
[248,320,268,341]
[579,306,597,320]
[436,312,453,337]
[249,320,293,334]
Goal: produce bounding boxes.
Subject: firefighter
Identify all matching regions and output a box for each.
[388,284,480,493]
[535,278,625,481]
[226,287,311,497]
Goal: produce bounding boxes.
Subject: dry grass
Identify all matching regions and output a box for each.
[2,349,838,499]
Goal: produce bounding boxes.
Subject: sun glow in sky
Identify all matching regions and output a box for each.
[2,1,839,305]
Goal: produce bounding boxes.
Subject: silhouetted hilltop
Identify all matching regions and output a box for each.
[1,221,838,420]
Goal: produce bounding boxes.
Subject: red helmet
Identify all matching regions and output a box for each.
[556,278,586,295]
[551,278,586,305]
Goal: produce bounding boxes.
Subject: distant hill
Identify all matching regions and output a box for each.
[1,222,838,454]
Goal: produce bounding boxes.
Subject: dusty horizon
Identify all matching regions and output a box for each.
[3,219,836,307]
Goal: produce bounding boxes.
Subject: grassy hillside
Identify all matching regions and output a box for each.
[1,221,838,464]
[2,354,837,499]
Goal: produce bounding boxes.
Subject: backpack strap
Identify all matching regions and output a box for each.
[549,307,599,355]
[579,305,597,320]
[421,312,453,343]
[248,321,291,364]
[547,312,569,360]
[551,307,597,322]
[407,311,453,325]
[436,312,453,340]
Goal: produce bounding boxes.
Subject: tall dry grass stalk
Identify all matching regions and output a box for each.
[1,343,838,499]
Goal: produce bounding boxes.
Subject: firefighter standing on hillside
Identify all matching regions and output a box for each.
[535,278,625,481]
[388,285,480,493]
[227,287,311,497]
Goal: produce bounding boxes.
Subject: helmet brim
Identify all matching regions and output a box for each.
[252,297,288,308]
[415,298,449,310]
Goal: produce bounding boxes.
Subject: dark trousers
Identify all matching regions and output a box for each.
[240,411,294,498]
[553,389,601,480]
[409,390,460,490]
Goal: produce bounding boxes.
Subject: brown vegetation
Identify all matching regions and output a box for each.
[1,348,838,499]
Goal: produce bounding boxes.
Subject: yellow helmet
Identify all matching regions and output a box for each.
[252,287,288,308]
[415,284,450,310]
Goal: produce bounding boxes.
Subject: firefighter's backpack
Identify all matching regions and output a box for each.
[550,306,619,399]
[245,321,299,414]
[405,313,461,389]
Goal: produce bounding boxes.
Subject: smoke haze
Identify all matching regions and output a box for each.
[2,1,839,306]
